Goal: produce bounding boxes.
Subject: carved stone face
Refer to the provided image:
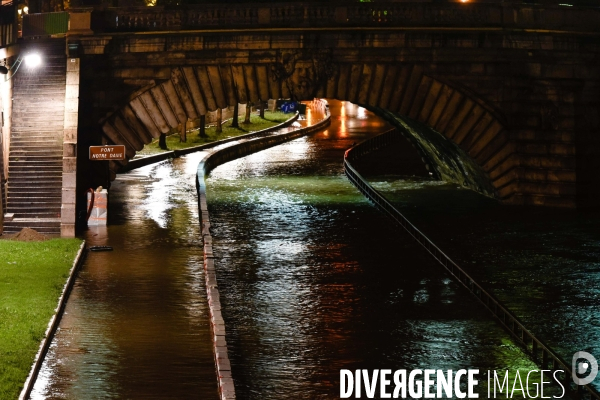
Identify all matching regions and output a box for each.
[272,49,336,101]
[289,62,319,100]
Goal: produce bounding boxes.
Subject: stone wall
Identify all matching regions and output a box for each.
[0,52,17,232]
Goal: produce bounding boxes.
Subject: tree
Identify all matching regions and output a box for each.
[178,122,186,142]
[244,102,252,124]
[158,133,168,150]
[199,115,207,137]
[231,103,239,128]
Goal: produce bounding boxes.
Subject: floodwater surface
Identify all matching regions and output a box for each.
[31,153,219,399]
[206,101,555,399]
[369,175,600,392]
[29,100,588,400]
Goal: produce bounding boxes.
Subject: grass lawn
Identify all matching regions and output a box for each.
[137,111,293,156]
[0,239,83,399]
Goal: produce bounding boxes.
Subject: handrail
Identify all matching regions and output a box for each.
[344,129,600,400]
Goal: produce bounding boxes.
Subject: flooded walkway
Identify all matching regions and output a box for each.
[31,153,219,399]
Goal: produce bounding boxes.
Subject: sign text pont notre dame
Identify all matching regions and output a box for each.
[89,145,126,161]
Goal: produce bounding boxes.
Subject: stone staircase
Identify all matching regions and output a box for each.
[4,39,66,235]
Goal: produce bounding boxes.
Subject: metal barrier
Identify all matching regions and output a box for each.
[344,129,600,400]
[22,12,69,38]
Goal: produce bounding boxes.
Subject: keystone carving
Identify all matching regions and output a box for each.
[271,49,337,100]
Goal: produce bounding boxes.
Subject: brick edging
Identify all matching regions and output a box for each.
[19,240,87,400]
[196,109,331,400]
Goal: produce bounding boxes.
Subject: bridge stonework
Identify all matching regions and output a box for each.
[68,3,600,210]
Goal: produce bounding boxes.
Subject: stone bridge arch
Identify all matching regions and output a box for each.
[100,62,511,201]
[65,1,600,211]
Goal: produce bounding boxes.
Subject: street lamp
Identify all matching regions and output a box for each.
[23,53,42,68]
[0,52,42,81]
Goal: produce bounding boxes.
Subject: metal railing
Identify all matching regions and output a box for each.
[344,129,600,400]
[22,12,69,38]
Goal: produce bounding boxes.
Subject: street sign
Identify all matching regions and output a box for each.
[89,145,126,161]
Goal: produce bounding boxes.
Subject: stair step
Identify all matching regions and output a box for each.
[7,192,61,197]
[9,170,62,176]
[9,162,62,167]
[10,142,63,146]
[4,218,61,225]
[8,181,62,188]
[9,157,62,162]
[8,194,62,206]
[8,205,61,211]
[9,148,63,152]
[7,207,61,215]
[9,163,63,169]
[3,218,61,235]
[9,165,63,171]
[9,147,62,152]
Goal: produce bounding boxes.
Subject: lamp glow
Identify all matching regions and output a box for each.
[24,54,42,68]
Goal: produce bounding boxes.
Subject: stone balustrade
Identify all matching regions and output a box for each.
[64,2,600,35]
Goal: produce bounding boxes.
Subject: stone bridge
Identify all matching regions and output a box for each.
[6,1,600,236]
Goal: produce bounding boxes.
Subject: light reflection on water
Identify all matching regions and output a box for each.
[206,100,553,399]
[31,152,219,400]
[371,176,600,391]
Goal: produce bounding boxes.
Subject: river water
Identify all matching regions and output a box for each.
[205,101,558,399]
[30,100,591,399]
[369,176,600,393]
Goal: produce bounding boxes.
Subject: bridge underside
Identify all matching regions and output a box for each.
[69,24,599,214]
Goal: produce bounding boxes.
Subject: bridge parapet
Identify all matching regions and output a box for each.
[67,2,600,35]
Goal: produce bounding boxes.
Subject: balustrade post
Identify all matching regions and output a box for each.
[258,8,270,25]
[334,7,347,24]
[68,8,94,36]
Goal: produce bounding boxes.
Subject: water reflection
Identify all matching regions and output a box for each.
[206,100,549,399]
[31,153,219,400]
[371,176,600,391]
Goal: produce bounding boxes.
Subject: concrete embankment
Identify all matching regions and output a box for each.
[196,106,330,400]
